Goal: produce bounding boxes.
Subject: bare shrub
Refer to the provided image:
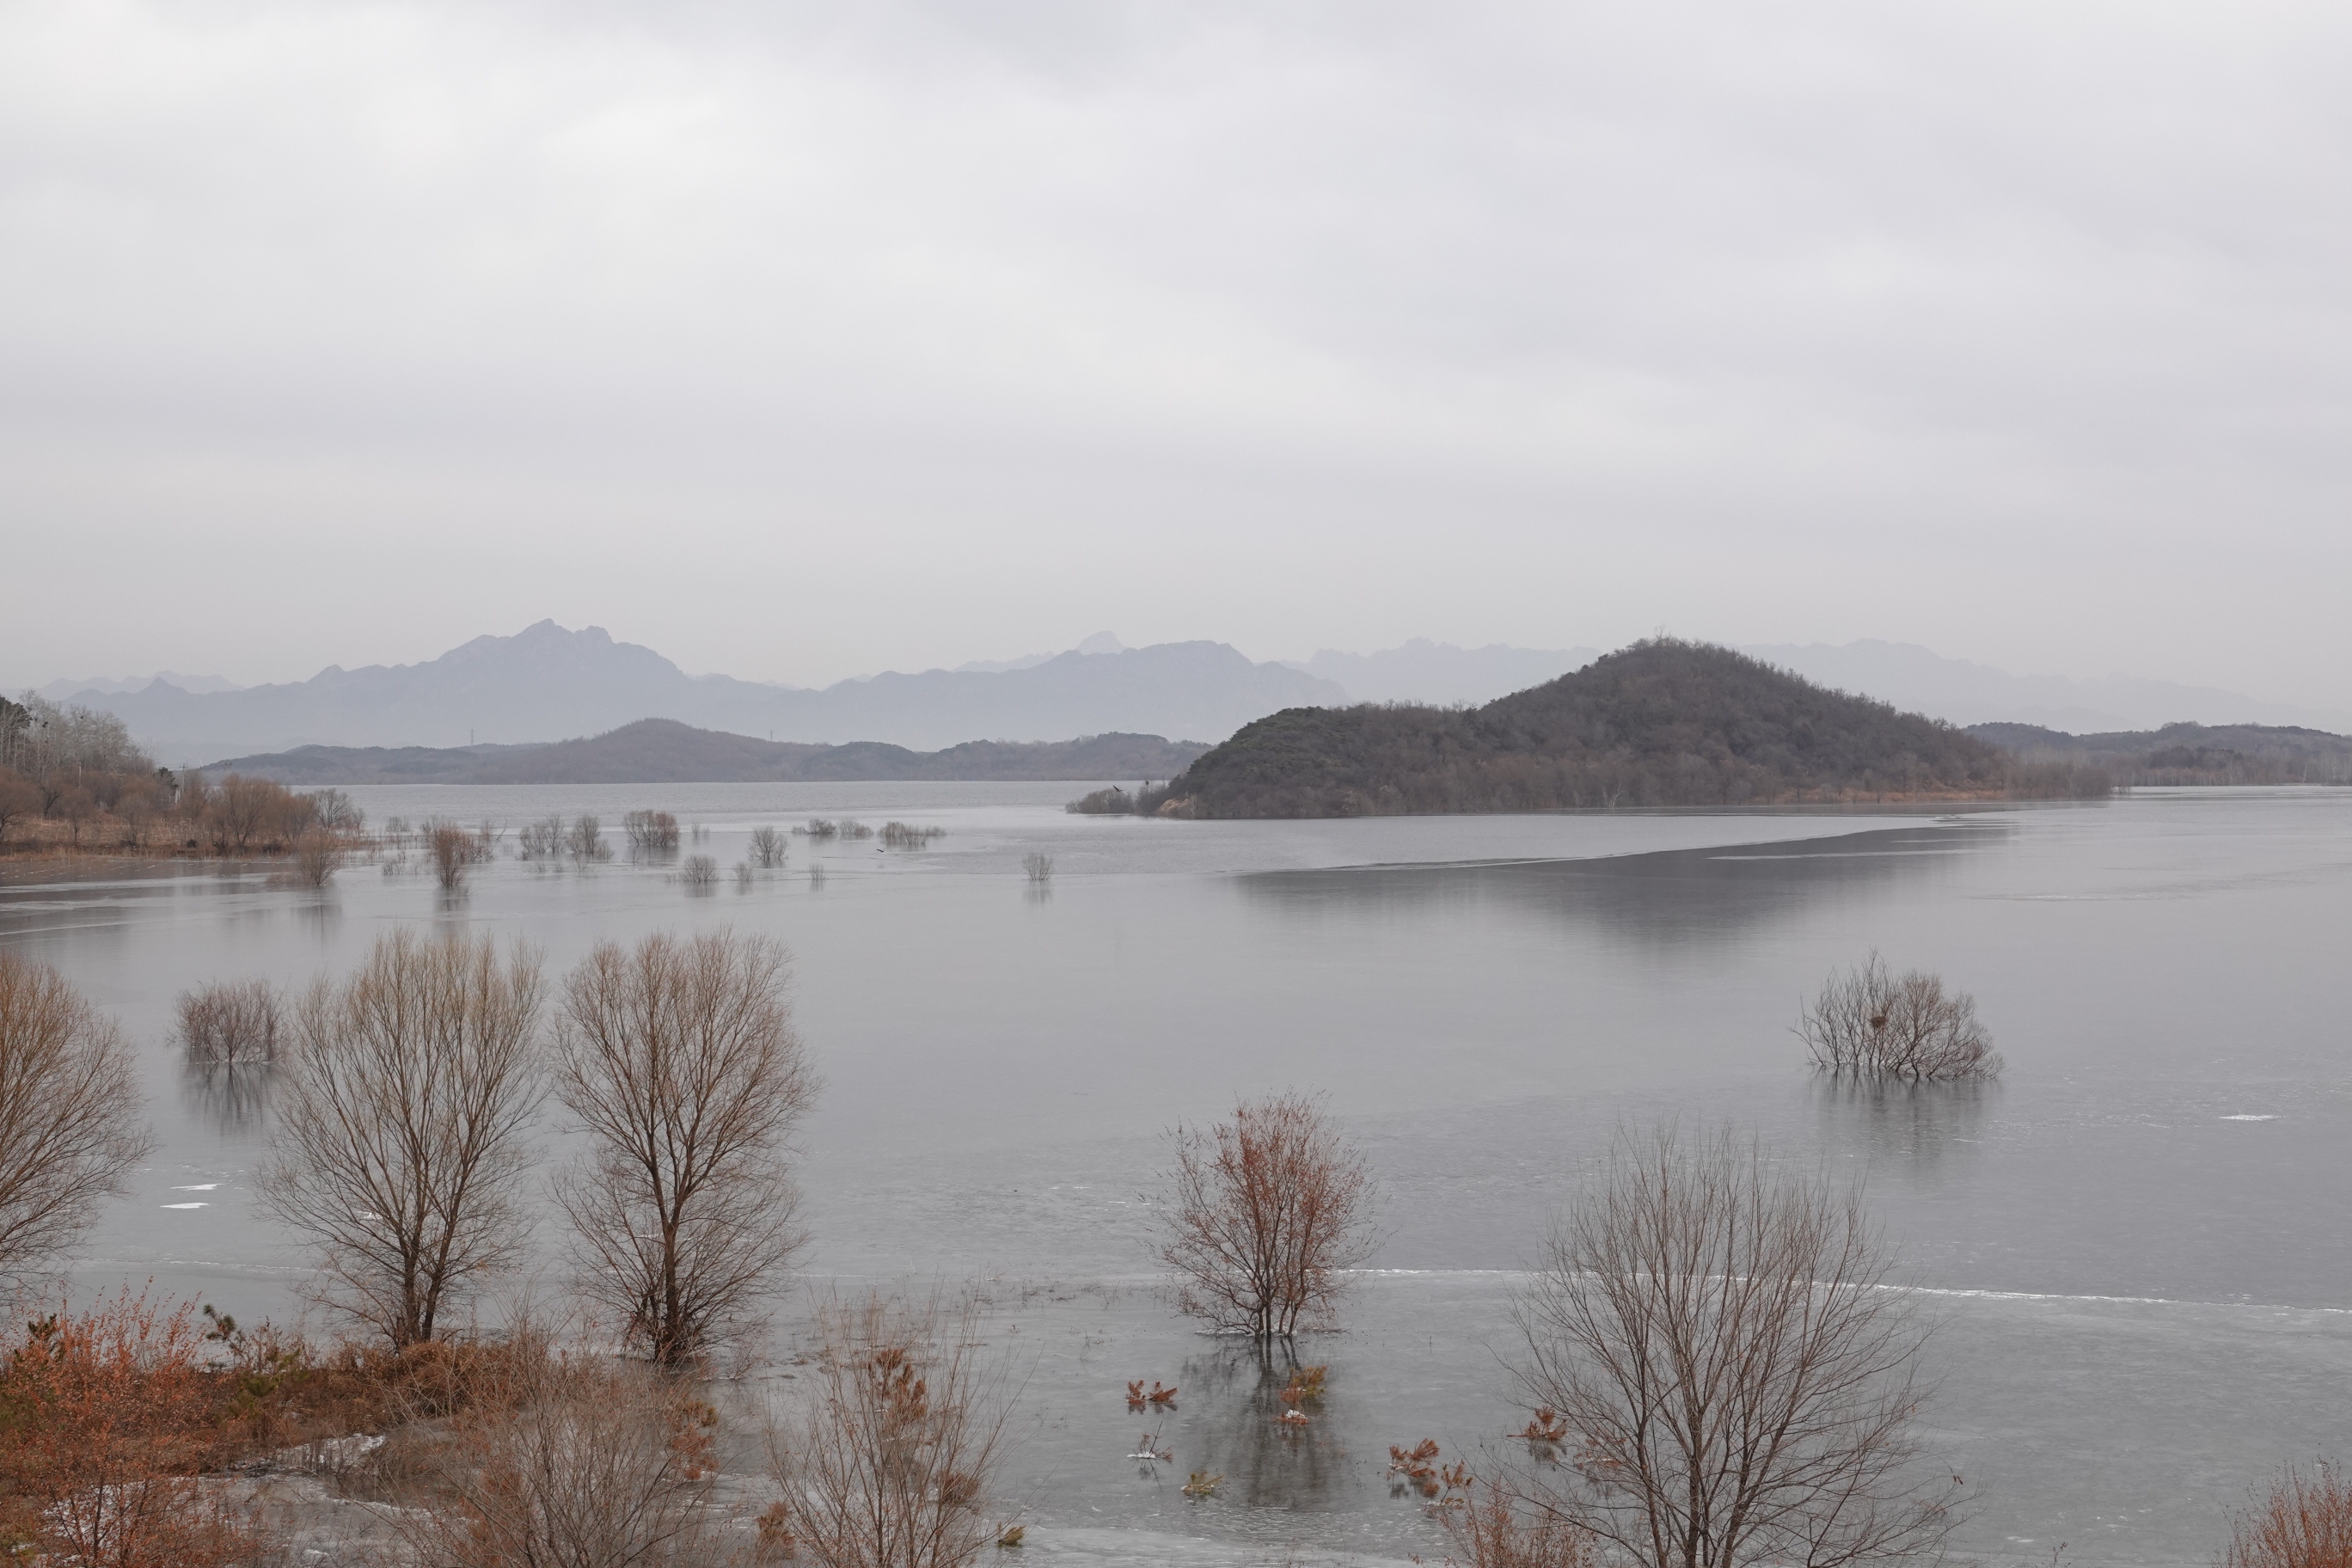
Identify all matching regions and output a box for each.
[750,826,787,867]
[0,1285,260,1567]
[428,819,493,891]
[801,818,839,841]
[175,978,282,1064]
[879,822,944,848]
[518,813,567,861]
[568,814,613,863]
[212,772,300,853]
[1442,1473,1597,1568]
[1021,853,1052,885]
[1159,1092,1381,1339]
[2225,1460,2352,1568]
[837,818,874,840]
[0,951,153,1288]
[389,1339,726,1568]
[286,824,347,887]
[555,930,818,1369]
[624,809,681,854]
[1508,1125,1957,1568]
[53,781,97,846]
[1798,952,2002,1079]
[770,1289,1012,1568]
[260,930,546,1346]
[680,853,720,891]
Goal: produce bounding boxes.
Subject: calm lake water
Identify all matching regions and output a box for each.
[3,785,2348,1566]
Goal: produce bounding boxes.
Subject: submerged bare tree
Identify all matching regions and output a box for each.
[555,930,818,1369]
[1160,1092,1381,1340]
[260,930,546,1345]
[1798,952,2002,1080]
[749,826,787,869]
[770,1289,1014,1568]
[1510,1125,1957,1568]
[175,978,282,1064]
[0,952,153,1289]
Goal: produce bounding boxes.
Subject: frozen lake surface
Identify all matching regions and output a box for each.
[4,784,2348,1565]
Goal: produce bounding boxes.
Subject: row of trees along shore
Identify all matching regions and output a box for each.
[0,694,375,858]
[0,940,2337,1566]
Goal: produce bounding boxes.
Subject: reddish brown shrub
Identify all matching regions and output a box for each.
[2226,1461,2352,1568]
[0,1285,258,1566]
[1160,1091,1380,1339]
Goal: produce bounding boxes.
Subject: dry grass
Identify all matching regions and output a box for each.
[2226,1460,2352,1568]
[383,1338,733,1568]
[0,1286,261,1567]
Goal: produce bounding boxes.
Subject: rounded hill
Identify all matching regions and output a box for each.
[1163,639,2094,818]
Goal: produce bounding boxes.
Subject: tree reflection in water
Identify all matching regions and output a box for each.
[1810,1075,1995,1174]
[181,1061,273,1138]
[1176,1339,1346,1510]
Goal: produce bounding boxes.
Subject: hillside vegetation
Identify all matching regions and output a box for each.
[1970,720,2352,786]
[205,720,1209,785]
[1162,639,2106,818]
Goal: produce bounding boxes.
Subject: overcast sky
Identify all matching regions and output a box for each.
[4,1,2349,701]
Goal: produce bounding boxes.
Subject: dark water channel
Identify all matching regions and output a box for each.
[3,786,2347,1565]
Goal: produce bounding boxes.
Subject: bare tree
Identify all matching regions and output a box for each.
[1020,853,1053,885]
[679,854,719,891]
[567,814,613,864]
[1159,1092,1381,1340]
[1508,1125,1957,1568]
[53,782,96,848]
[555,930,818,1369]
[260,930,546,1346]
[0,767,40,842]
[749,826,787,868]
[2225,1459,2352,1568]
[427,820,493,891]
[0,952,154,1289]
[518,814,567,861]
[624,810,680,854]
[286,825,346,888]
[175,978,282,1064]
[394,1336,726,1568]
[770,1289,1014,1568]
[1798,952,2002,1080]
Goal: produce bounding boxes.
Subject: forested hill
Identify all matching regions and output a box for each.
[1164,639,2102,818]
[1969,720,2352,785]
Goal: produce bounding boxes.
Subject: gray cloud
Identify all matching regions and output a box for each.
[3,1,2347,703]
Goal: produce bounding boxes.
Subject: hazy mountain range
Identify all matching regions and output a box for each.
[49,622,1345,763]
[26,623,2345,765]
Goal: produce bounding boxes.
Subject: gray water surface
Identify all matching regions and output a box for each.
[3,785,2346,1565]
